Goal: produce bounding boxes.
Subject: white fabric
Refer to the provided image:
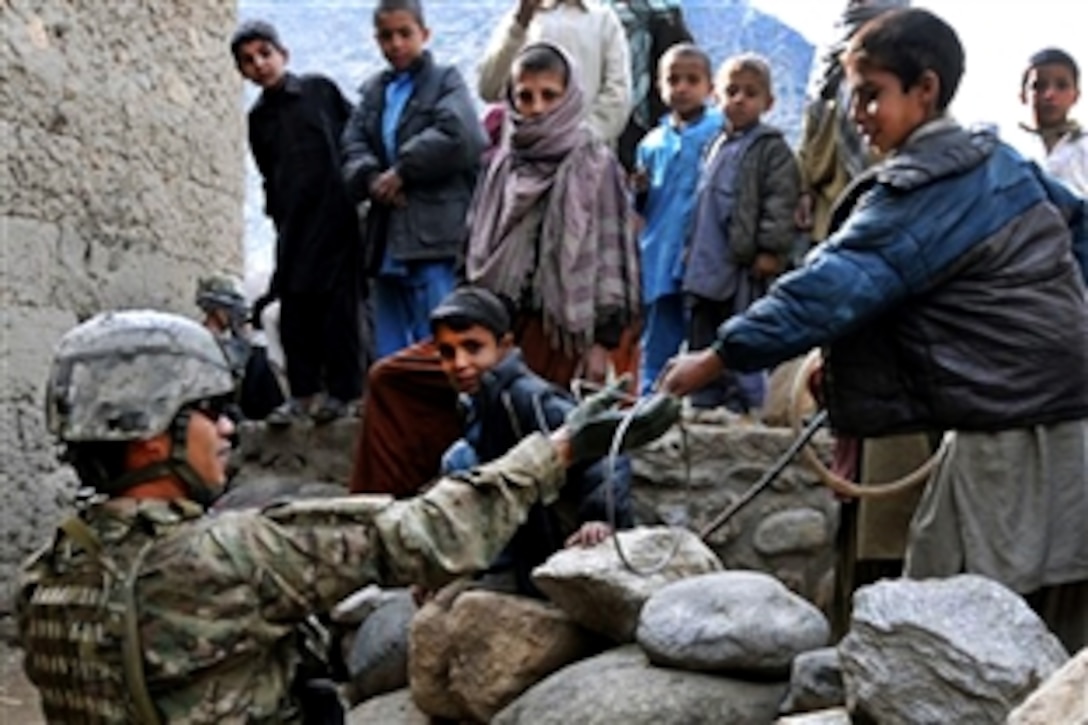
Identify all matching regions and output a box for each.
[477,0,632,144]
[1011,124,1088,197]
[1044,129,1088,197]
[905,419,1088,594]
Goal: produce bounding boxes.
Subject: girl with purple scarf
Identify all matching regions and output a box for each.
[465,42,640,389]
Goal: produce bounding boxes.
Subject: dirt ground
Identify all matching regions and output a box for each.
[0,644,43,724]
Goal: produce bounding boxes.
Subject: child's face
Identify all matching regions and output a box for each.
[235,39,287,90]
[511,70,567,118]
[374,10,429,72]
[660,56,713,122]
[1022,63,1080,130]
[719,68,772,132]
[435,324,513,395]
[847,64,937,154]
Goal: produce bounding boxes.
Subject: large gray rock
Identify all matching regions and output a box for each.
[331,584,402,626]
[636,571,830,676]
[1007,646,1088,725]
[531,526,722,642]
[840,575,1069,724]
[775,708,851,725]
[346,589,416,703]
[347,688,428,725]
[779,648,845,715]
[493,645,788,725]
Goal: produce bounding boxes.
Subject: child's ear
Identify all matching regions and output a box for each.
[499,331,515,350]
[764,93,775,113]
[917,69,941,112]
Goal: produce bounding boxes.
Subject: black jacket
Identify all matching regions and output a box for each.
[248,73,360,294]
[463,350,633,595]
[341,51,486,268]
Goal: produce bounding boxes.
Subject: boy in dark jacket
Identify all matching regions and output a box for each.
[682,52,800,415]
[232,20,363,427]
[431,286,634,597]
[662,8,1088,652]
[342,0,486,360]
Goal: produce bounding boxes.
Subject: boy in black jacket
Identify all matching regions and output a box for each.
[232,20,363,427]
[342,0,486,360]
[431,286,634,597]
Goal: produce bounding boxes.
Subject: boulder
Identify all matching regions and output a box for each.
[345,589,416,703]
[332,584,403,626]
[1007,646,1088,725]
[779,647,845,715]
[840,575,1069,724]
[347,688,429,725]
[447,590,598,722]
[531,526,721,642]
[408,585,595,722]
[407,580,472,721]
[493,645,788,724]
[636,571,830,676]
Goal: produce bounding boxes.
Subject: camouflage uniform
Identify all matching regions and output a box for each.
[18,433,563,723]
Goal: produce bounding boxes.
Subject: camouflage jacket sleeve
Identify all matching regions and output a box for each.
[235,433,564,622]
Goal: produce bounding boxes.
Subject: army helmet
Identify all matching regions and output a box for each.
[195,273,248,315]
[45,310,235,443]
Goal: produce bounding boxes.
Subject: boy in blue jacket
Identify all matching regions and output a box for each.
[661,8,1088,651]
[431,286,634,597]
[341,0,486,359]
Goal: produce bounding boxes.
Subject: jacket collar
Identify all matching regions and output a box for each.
[873,117,996,191]
[474,348,529,409]
[380,50,434,84]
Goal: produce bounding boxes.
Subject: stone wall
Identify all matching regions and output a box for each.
[0,1,243,614]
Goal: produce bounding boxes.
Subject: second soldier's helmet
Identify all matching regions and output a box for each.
[45,310,235,443]
[195,273,248,316]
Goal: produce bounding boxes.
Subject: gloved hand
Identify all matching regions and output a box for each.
[565,378,681,464]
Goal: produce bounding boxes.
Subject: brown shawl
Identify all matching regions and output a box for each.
[466,43,639,354]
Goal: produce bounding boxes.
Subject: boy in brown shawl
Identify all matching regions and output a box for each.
[466,42,640,388]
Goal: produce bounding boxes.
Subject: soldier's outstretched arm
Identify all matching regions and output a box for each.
[370,431,569,590]
[248,432,569,622]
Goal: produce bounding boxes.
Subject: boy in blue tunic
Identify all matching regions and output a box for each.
[662,8,1088,652]
[632,43,721,396]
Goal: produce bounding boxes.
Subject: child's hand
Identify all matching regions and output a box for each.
[370,170,403,204]
[630,167,649,194]
[580,343,611,384]
[515,0,544,27]
[752,252,783,280]
[565,521,614,548]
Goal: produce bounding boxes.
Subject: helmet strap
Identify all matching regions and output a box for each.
[101,411,218,509]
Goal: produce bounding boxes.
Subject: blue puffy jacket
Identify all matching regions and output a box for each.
[712,120,1088,436]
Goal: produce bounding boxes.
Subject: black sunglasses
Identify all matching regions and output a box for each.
[188,395,233,422]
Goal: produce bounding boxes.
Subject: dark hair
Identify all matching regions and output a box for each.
[229,19,284,62]
[658,43,713,83]
[374,0,426,28]
[845,8,964,111]
[1022,47,1080,90]
[511,43,571,86]
[429,287,515,339]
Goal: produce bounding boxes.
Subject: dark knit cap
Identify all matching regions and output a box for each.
[230,19,285,61]
[430,287,513,338]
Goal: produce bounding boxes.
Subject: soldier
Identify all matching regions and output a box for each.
[17,309,678,724]
[195,274,285,421]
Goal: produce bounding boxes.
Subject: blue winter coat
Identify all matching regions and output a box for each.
[711,121,1088,436]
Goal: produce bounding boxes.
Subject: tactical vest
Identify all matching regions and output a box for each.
[22,517,161,724]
